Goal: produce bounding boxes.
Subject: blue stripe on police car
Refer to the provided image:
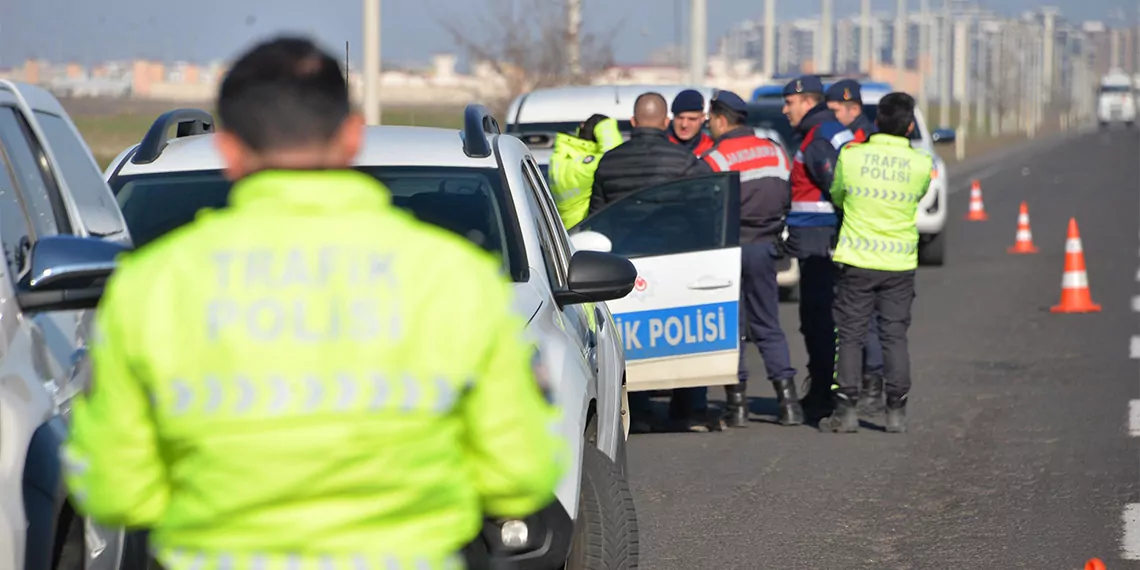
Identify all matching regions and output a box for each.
[612,301,739,361]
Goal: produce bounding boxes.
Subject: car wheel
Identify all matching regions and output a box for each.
[563,446,639,570]
[918,232,945,266]
[779,283,800,303]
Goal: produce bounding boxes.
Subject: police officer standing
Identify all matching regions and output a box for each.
[781,75,854,420]
[819,92,932,434]
[668,89,716,156]
[549,113,623,228]
[825,79,886,414]
[702,91,802,427]
[63,35,565,570]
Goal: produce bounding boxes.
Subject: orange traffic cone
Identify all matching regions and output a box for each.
[1007,201,1039,254]
[1051,218,1101,313]
[966,180,988,221]
[1085,558,1106,570]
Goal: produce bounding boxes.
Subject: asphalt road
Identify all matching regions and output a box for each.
[625,127,1140,569]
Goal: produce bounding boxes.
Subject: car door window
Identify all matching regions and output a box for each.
[0,108,64,238]
[571,172,740,259]
[0,152,35,283]
[520,163,567,289]
[33,111,124,236]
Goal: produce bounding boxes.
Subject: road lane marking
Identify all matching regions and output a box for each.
[1131,337,1140,359]
[1123,504,1140,559]
[1133,296,1140,312]
[1130,401,1140,436]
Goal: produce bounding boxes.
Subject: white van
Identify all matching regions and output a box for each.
[1098,70,1136,128]
[505,84,801,298]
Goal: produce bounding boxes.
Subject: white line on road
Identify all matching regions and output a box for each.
[1131,336,1140,359]
[1130,401,1140,436]
[1133,296,1140,312]
[1123,504,1140,559]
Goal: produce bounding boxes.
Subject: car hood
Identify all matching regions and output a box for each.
[512,281,545,326]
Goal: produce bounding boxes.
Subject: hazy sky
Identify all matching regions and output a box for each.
[0,0,1131,68]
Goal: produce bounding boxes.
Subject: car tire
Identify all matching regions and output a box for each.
[918,232,945,266]
[563,446,639,570]
[779,283,799,303]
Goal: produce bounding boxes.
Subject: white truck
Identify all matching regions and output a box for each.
[1098,70,1136,128]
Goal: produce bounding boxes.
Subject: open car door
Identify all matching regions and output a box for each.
[569,172,741,392]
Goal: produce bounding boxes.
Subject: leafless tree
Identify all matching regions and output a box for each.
[436,0,622,115]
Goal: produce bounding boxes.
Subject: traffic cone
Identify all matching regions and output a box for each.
[1050,218,1101,314]
[966,180,988,221]
[1085,558,1106,570]
[1007,201,1039,254]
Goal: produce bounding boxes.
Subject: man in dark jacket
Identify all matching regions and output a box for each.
[825,79,886,415]
[589,92,712,214]
[781,75,855,420]
[701,90,801,428]
[589,91,715,434]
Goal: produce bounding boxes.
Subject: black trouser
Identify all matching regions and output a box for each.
[832,264,917,399]
[787,226,838,389]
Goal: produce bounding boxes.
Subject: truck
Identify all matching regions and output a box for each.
[1097,69,1136,128]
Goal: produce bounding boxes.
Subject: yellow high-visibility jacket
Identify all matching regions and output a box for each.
[63,170,566,570]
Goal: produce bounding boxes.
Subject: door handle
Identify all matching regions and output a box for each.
[686,277,733,290]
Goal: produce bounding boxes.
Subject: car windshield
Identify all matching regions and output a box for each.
[1100,85,1132,94]
[110,166,523,280]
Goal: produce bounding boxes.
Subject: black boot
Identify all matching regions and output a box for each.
[773,379,805,426]
[885,394,908,433]
[857,374,885,416]
[799,375,834,422]
[723,384,749,428]
[818,393,859,433]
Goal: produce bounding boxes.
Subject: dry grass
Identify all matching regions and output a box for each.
[61,97,466,169]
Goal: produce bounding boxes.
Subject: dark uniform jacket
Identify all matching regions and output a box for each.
[588,127,712,215]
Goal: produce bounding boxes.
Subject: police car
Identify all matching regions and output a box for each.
[102,105,637,570]
[505,84,801,298]
[0,80,149,570]
[749,81,950,266]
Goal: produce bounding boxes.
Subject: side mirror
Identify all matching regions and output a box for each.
[932,128,956,144]
[18,235,129,312]
[553,250,637,307]
[568,230,613,253]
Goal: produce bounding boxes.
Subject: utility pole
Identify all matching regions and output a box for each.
[893,0,908,70]
[764,0,777,78]
[938,0,951,127]
[567,0,582,81]
[918,0,929,116]
[953,17,969,157]
[989,23,1001,136]
[1042,7,1058,107]
[975,22,987,134]
[860,0,872,72]
[819,0,834,74]
[363,0,381,125]
[689,0,707,85]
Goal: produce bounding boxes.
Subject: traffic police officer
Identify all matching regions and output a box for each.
[702,90,802,428]
[781,75,855,419]
[668,89,716,156]
[550,113,623,228]
[826,79,886,414]
[819,92,932,434]
[62,35,566,570]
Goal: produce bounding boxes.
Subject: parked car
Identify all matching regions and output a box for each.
[0,80,144,570]
[102,105,639,569]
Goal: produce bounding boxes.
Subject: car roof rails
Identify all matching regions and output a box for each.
[462,103,501,159]
[131,108,215,165]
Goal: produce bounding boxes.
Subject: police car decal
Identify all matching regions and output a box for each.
[612,301,738,360]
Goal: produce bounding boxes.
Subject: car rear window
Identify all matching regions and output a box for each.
[110,166,524,280]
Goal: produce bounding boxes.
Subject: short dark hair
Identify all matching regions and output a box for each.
[709,100,745,127]
[218,36,350,152]
[876,92,917,137]
[805,92,825,105]
[578,113,609,142]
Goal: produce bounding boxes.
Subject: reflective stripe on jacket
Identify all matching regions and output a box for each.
[702,127,790,244]
[788,105,854,228]
[830,133,934,271]
[63,170,566,568]
[549,118,622,228]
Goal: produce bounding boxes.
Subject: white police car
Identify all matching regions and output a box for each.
[102,105,638,570]
[505,84,801,298]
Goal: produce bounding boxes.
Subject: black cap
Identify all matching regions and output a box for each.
[825,79,862,104]
[783,75,825,96]
[671,89,705,114]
